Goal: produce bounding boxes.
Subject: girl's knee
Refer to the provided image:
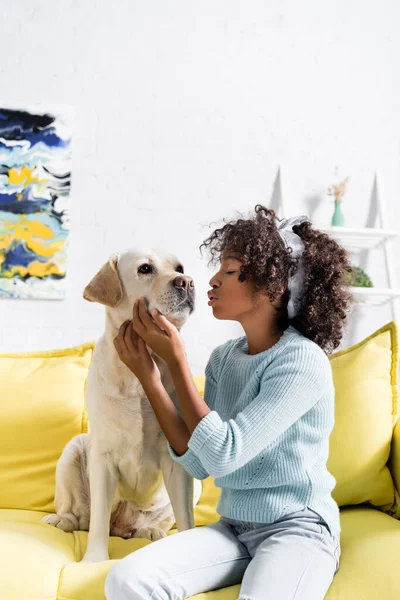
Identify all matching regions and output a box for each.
[105,562,141,600]
[105,558,160,600]
[105,564,130,600]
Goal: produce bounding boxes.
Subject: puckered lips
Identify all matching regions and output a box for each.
[207,290,219,306]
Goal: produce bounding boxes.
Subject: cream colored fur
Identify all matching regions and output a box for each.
[41,248,202,562]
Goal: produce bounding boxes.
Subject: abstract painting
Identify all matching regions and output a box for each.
[0,105,73,299]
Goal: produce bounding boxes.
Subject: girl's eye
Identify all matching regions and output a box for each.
[226,271,236,274]
[138,264,153,274]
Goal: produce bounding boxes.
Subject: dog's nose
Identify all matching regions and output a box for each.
[173,275,194,291]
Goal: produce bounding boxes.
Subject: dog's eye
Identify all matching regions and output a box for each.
[138,264,153,274]
[176,265,184,274]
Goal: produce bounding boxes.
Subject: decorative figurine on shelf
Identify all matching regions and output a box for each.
[328,175,349,226]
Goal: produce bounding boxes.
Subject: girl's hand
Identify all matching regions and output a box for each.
[113,320,162,387]
[131,297,186,366]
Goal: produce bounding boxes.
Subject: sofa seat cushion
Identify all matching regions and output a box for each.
[1,506,400,600]
[0,508,151,600]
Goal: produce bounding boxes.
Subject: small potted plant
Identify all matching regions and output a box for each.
[346,266,374,288]
[328,175,349,226]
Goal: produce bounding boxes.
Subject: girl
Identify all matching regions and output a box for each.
[105,205,354,600]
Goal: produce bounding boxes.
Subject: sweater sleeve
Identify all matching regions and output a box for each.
[167,442,209,479]
[166,346,222,479]
[187,345,333,479]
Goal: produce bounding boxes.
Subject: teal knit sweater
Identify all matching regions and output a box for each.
[168,324,341,537]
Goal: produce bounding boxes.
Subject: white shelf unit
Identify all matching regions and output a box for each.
[318,226,400,251]
[350,286,400,305]
[319,226,400,312]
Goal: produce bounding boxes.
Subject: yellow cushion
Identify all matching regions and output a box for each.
[193,321,399,524]
[327,321,398,513]
[0,343,94,512]
[1,506,400,600]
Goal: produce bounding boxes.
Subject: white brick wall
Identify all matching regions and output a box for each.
[1,1,399,374]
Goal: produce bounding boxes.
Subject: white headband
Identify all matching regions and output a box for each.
[277,215,309,319]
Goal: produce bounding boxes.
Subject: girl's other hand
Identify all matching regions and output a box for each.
[113,320,162,388]
[131,297,186,366]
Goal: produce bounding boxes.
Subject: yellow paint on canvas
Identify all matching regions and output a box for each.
[0,216,63,257]
[0,233,13,251]
[8,166,47,187]
[27,220,56,240]
[28,260,63,277]
[2,261,63,279]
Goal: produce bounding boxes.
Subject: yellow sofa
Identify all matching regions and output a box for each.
[1,321,399,600]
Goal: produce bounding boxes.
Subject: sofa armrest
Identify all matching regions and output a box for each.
[388,416,400,499]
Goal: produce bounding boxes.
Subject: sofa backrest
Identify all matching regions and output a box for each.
[0,322,398,522]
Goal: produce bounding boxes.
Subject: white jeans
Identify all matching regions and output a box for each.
[105,506,341,600]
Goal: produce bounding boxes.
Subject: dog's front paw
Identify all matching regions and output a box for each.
[41,513,75,532]
[133,527,167,541]
[81,551,110,563]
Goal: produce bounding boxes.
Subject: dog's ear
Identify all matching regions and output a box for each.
[83,254,123,307]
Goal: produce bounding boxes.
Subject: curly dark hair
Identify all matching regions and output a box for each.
[199,205,355,354]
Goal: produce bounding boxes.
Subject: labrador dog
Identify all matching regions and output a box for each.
[41,248,202,562]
